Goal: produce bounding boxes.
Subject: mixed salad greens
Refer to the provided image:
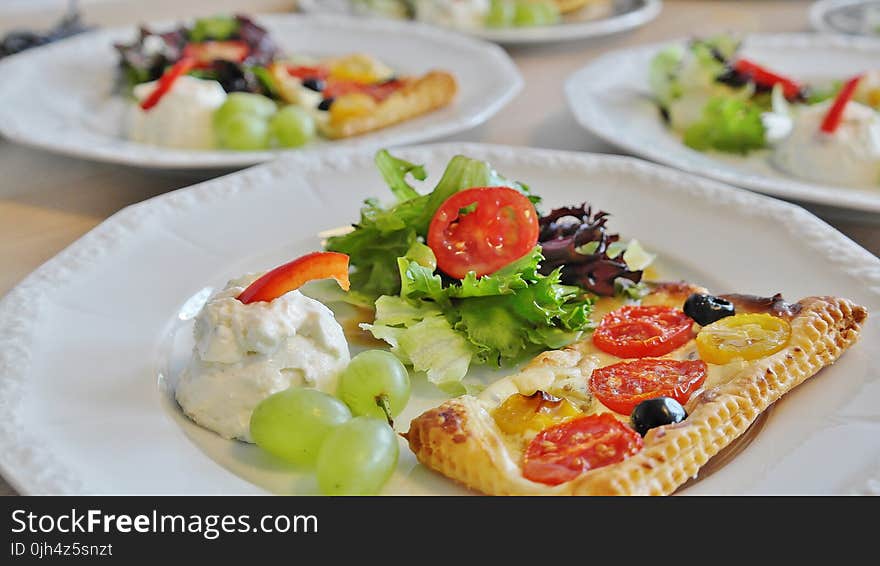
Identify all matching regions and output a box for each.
[325,150,649,392]
[115,14,278,97]
[351,0,563,29]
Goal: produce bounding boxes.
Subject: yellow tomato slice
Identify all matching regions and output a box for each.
[492,391,581,436]
[696,313,791,364]
[329,92,376,123]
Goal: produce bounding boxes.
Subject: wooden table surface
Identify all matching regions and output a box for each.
[1,0,877,495]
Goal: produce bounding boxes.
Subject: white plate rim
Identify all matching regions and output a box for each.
[298,0,663,45]
[0,13,522,170]
[0,142,878,495]
[809,0,880,36]
[564,32,880,213]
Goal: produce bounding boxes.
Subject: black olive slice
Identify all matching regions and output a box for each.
[630,397,687,437]
[683,293,735,326]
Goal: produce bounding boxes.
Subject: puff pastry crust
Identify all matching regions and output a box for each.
[319,71,457,139]
[405,288,867,495]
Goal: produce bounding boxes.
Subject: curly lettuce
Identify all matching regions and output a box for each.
[361,243,594,389]
[682,96,767,154]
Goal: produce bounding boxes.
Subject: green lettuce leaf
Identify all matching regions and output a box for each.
[364,244,594,388]
[361,296,475,386]
[649,45,685,108]
[374,150,425,202]
[188,16,239,42]
[683,96,767,154]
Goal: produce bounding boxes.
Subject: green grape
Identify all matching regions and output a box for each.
[486,0,515,27]
[215,113,271,150]
[513,0,560,26]
[269,106,316,148]
[214,93,277,128]
[189,15,239,42]
[249,388,351,466]
[316,417,399,495]
[337,350,411,424]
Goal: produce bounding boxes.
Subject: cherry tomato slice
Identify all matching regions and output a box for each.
[522,413,643,486]
[695,313,791,365]
[427,186,539,279]
[139,57,197,111]
[492,391,581,435]
[182,40,250,68]
[589,358,708,415]
[237,252,350,304]
[323,77,404,102]
[285,64,330,81]
[592,305,694,358]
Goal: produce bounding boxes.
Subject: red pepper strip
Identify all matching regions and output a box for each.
[733,58,803,100]
[139,57,197,111]
[238,252,350,304]
[182,40,250,69]
[820,74,863,134]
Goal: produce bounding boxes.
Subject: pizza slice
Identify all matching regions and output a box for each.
[268,53,457,140]
[405,282,867,495]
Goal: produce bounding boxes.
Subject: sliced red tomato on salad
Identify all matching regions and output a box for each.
[427,186,539,280]
[522,413,643,486]
[139,56,197,111]
[182,40,250,68]
[820,74,863,134]
[589,358,708,415]
[237,252,350,304]
[592,305,694,358]
[732,58,803,100]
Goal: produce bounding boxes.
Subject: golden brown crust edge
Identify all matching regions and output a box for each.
[405,296,867,496]
[320,71,457,139]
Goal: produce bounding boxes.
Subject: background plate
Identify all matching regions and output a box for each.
[299,0,662,45]
[810,0,880,37]
[0,13,521,170]
[0,143,877,495]
[564,33,880,213]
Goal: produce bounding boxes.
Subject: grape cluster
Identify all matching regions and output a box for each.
[250,350,411,495]
[214,93,315,150]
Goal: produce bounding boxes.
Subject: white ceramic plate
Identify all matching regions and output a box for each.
[298,0,662,45]
[564,33,880,213]
[0,14,521,170]
[810,0,880,37]
[1,142,878,495]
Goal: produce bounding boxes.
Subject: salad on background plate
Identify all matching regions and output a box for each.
[649,35,880,188]
[563,33,880,213]
[298,0,663,44]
